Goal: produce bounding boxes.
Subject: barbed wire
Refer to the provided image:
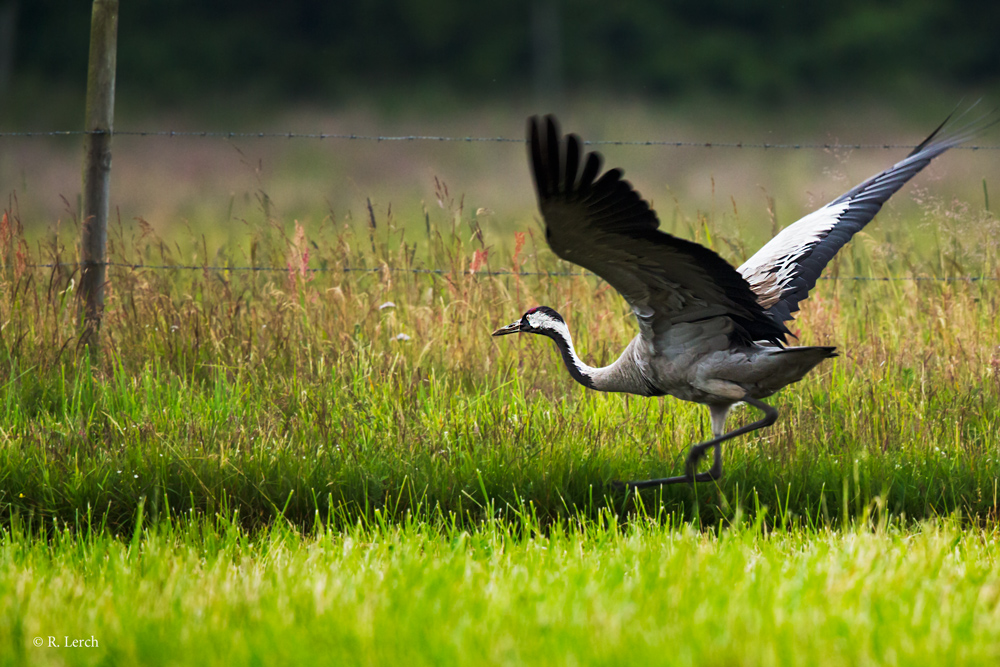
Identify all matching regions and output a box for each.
[2,128,999,150]
[20,261,998,281]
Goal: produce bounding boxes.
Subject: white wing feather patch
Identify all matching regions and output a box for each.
[738,201,850,309]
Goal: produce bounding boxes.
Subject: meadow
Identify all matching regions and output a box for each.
[2,107,1000,664]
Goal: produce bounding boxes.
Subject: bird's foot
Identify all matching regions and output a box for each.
[683,446,720,481]
[612,445,720,490]
[611,470,719,490]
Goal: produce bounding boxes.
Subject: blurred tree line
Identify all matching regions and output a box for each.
[4,0,999,106]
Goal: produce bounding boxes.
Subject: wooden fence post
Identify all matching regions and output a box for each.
[79,0,118,344]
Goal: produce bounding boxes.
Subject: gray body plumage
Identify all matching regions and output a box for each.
[494,110,993,487]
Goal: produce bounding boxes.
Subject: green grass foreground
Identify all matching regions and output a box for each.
[3,513,1000,666]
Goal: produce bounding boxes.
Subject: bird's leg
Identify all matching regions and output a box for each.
[682,404,730,479]
[622,397,778,489]
[678,437,723,480]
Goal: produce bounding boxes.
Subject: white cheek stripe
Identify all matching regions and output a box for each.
[526,311,557,329]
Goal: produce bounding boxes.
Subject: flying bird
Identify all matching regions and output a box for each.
[493,110,991,488]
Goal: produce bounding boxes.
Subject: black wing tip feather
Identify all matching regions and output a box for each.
[527,114,647,225]
[826,102,999,213]
[529,114,596,199]
[526,113,791,346]
[907,102,1000,159]
[907,108,958,158]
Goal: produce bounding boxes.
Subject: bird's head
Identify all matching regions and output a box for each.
[492,306,567,338]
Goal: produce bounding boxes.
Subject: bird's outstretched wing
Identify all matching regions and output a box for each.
[529,115,788,346]
[739,106,996,325]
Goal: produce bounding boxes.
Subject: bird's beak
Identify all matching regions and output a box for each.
[491,320,522,337]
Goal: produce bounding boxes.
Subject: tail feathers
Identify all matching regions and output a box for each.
[780,345,838,359]
[753,345,838,397]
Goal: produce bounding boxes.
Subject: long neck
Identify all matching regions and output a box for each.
[542,322,651,394]
[543,325,599,390]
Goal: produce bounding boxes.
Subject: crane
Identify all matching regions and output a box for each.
[493,110,991,488]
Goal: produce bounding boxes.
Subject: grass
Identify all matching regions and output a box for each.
[4,511,1000,666]
[2,185,1000,532]
[2,126,1000,663]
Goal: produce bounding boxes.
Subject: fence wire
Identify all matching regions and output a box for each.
[1,128,999,150]
[20,261,998,281]
[7,127,999,282]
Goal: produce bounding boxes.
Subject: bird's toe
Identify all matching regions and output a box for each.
[608,479,629,492]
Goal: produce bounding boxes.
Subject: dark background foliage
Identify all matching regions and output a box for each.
[5,0,1000,111]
